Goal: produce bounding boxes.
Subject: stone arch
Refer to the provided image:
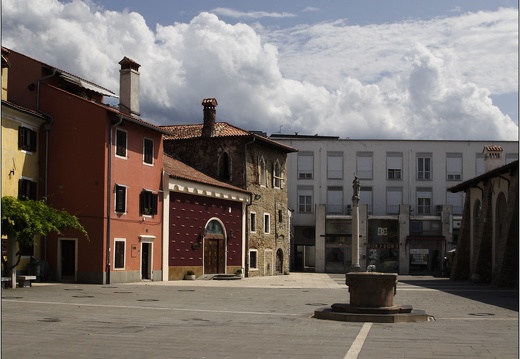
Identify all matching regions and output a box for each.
[494,192,507,269]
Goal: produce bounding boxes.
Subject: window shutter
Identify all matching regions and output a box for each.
[30,129,37,152]
[18,179,23,199]
[18,127,24,150]
[152,193,158,215]
[139,191,145,215]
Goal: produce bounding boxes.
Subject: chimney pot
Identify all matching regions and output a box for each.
[119,57,141,117]
[202,98,218,137]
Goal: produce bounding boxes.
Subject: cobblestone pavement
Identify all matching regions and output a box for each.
[1,273,518,359]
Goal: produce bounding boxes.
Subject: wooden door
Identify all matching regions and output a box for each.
[204,236,225,274]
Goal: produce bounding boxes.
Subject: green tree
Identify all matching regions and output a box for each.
[1,196,88,283]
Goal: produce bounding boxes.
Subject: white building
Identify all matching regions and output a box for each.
[269,135,518,275]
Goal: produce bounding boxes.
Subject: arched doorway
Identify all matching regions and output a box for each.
[204,220,226,274]
[494,193,507,268]
[276,249,284,274]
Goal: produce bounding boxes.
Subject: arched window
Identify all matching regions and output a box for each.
[206,220,224,235]
[259,157,266,187]
[219,152,230,180]
[273,160,282,188]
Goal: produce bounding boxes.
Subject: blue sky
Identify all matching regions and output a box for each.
[2,0,518,140]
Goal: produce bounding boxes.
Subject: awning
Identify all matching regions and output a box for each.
[59,73,118,98]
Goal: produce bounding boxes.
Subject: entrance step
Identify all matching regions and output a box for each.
[212,274,241,281]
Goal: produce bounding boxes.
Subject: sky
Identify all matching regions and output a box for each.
[2,0,518,140]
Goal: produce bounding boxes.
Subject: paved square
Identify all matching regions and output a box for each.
[1,274,517,358]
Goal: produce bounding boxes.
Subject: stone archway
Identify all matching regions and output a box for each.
[276,248,284,274]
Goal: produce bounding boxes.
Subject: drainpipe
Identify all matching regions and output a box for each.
[106,114,123,284]
[37,69,57,261]
[243,136,256,278]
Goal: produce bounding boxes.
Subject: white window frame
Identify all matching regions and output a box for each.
[417,188,432,215]
[417,153,432,180]
[297,186,313,213]
[475,153,485,176]
[386,187,402,214]
[143,137,154,166]
[386,152,402,180]
[297,152,314,179]
[356,152,373,179]
[326,186,343,214]
[114,238,126,270]
[115,128,128,159]
[249,249,258,271]
[446,153,462,181]
[263,213,271,234]
[327,152,343,179]
[360,186,373,214]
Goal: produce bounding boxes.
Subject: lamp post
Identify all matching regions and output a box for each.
[350,175,362,272]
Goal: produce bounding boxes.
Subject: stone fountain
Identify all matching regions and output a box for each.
[314,175,430,323]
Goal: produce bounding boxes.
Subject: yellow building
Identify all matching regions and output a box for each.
[2,48,47,277]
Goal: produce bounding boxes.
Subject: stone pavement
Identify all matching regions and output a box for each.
[1,273,518,359]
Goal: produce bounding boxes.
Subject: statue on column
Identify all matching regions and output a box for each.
[352,174,360,205]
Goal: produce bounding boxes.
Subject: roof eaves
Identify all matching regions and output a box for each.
[448,160,518,193]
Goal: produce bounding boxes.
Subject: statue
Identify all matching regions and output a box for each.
[352,174,360,201]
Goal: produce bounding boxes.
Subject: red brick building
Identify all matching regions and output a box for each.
[5,48,171,283]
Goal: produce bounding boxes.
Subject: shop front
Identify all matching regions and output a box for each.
[324,219,352,273]
[366,218,399,273]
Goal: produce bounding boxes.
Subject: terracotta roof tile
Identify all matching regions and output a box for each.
[163,154,250,194]
[483,145,503,152]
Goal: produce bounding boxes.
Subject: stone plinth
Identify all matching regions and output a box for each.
[314,272,431,323]
[346,272,397,308]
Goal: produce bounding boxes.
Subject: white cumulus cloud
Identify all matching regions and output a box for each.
[1,0,517,140]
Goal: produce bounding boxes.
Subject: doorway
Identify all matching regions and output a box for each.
[204,237,225,274]
[141,242,152,280]
[59,239,76,282]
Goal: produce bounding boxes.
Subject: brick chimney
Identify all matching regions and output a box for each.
[201,98,218,137]
[483,145,504,172]
[119,57,140,118]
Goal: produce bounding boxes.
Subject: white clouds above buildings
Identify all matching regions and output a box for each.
[2,0,518,140]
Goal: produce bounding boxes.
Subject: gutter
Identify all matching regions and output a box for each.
[106,114,123,284]
[37,69,57,261]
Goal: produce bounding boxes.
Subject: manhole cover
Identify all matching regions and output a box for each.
[137,299,159,302]
[102,286,118,289]
[64,288,83,291]
[177,289,195,292]
[114,291,133,294]
[72,295,94,298]
[39,318,61,322]
[305,303,328,306]
[468,313,495,316]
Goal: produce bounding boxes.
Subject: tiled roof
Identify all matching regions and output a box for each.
[449,160,518,193]
[161,122,297,153]
[163,154,250,194]
[1,100,48,120]
[483,145,503,152]
[161,122,249,140]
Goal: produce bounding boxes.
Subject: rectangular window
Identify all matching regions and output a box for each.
[263,213,270,234]
[386,187,402,214]
[249,249,258,270]
[417,153,432,180]
[115,184,127,213]
[356,152,373,179]
[297,152,313,179]
[386,152,402,180]
[115,129,127,157]
[447,191,463,215]
[446,153,462,181]
[278,210,283,223]
[140,190,158,216]
[18,178,37,200]
[327,152,343,179]
[326,186,343,214]
[475,153,485,176]
[417,188,432,215]
[18,126,37,152]
[114,239,126,269]
[143,138,154,165]
[360,187,373,214]
[250,212,256,232]
[298,186,313,213]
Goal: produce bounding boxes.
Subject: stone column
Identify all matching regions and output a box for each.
[350,175,362,272]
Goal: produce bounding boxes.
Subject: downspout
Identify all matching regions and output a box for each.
[106,114,123,284]
[243,136,256,278]
[37,69,57,261]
